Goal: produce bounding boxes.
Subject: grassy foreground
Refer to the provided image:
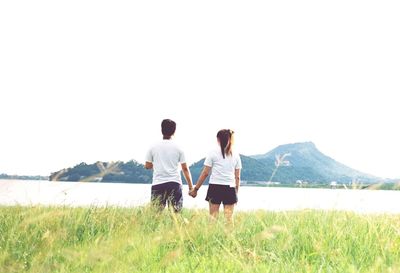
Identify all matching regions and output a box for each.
[1,206,400,273]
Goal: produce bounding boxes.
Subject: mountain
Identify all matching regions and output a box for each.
[49,142,383,184]
[250,142,379,183]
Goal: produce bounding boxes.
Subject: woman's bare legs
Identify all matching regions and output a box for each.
[209,202,220,221]
[223,204,235,225]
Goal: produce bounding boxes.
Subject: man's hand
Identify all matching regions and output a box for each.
[189,188,198,198]
[144,161,153,170]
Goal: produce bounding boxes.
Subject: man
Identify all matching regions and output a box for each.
[145,119,194,212]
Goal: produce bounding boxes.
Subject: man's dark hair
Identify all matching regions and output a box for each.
[161,119,176,138]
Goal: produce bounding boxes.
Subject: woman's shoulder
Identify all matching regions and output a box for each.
[231,151,241,160]
[207,149,220,157]
[233,151,241,157]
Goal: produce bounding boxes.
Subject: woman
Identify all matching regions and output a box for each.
[190,129,242,223]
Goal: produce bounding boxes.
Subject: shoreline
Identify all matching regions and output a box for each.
[2,180,400,214]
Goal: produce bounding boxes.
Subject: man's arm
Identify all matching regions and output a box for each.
[181,163,193,190]
[145,148,153,170]
[144,161,153,169]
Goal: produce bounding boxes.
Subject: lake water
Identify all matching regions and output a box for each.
[1,180,400,214]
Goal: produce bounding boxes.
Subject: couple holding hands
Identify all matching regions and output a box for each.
[145,119,242,222]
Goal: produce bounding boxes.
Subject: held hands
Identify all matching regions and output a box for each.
[189,187,198,198]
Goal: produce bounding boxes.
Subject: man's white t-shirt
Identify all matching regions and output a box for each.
[204,149,242,187]
[145,139,185,185]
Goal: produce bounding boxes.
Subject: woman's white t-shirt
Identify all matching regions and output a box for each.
[204,149,242,186]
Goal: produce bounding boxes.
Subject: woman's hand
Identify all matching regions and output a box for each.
[189,188,198,198]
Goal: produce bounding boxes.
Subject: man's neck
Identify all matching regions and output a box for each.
[163,136,172,140]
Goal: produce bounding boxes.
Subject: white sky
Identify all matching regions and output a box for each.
[1,1,399,178]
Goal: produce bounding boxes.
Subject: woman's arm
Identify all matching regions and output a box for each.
[235,168,241,193]
[192,166,211,194]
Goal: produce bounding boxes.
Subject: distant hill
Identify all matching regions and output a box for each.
[250,142,379,183]
[50,155,273,184]
[49,142,385,184]
[49,161,152,183]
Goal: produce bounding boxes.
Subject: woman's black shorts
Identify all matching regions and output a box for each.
[205,184,238,205]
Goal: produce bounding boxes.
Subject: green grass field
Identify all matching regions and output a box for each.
[1,206,400,273]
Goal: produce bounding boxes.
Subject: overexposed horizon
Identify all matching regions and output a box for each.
[1,1,399,178]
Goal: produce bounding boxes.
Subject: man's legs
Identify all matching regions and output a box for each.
[166,182,183,213]
[151,184,167,211]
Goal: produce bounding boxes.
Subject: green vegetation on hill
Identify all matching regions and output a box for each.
[1,206,400,272]
[50,155,274,184]
[49,161,152,183]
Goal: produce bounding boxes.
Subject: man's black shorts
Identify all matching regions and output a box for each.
[205,184,238,205]
[151,182,183,212]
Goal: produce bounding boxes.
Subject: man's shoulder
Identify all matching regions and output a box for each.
[168,141,185,152]
[153,141,184,152]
